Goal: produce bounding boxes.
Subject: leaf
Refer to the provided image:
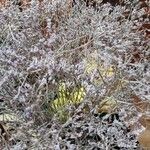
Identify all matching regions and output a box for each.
[85,55,114,85]
[0,123,9,141]
[0,113,23,122]
[131,94,150,112]
[50,82,86,122]
[97,97,117,113]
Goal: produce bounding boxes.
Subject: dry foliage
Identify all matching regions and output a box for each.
[0,0,149,149]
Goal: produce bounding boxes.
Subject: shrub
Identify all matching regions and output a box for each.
[0,0,149,149]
